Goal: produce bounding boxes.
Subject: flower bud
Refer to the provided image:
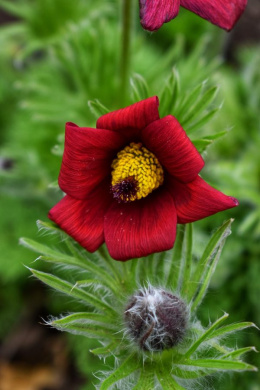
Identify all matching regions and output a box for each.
[124,286,188,352]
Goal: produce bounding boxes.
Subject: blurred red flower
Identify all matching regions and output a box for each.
[139,0,247,31]
[49,97,238,261]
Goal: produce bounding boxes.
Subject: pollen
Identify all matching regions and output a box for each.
[111,142,164,202]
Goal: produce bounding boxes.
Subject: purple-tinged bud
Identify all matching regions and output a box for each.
[124,286,188,352]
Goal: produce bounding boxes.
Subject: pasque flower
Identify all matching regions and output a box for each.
[49,97,238,261]
[139,0,247,31]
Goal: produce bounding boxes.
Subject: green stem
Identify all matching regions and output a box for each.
[120,0,134,103]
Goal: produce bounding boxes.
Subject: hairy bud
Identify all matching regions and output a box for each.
[124,286,188,352]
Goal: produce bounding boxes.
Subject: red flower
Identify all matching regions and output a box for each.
[139,0,247,31]
[49,97,238,261]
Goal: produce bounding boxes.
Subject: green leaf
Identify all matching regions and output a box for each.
[36,219,63,233]
[205,131,228,140]
[238,212,260,235]
[186,107,219,133]
[179,224,193,293]
[52,312,111,326]
[90,341,118,356]
[39,222,80,258]
[191,240,229,312]
[209,322,257,340]
[129,258,139,282]
[177,82,205,119]
[0,23,27,43]
[171,367,208,379]
[192,139,213,153]
[181,86,218,127]
[28,268,116,316]
[184,313,229,357]
[21,237,118,293]
[97,245,122,283]
[39,251,88,268]
[166,226,185,289]
[135,253,154,283]
[132,370,155,390]
[224,346,257,359]
[20,237,72,260]
[135,257,148,285]
[88,99,109,119]
[47,180,59,188]
[130,73,150,101]
[191,242,224,311]
[99,354,140,390]
[159,68,180,116]
[52,312,117,338]
[156,365,186,389]
[191,131,227,152]
[153,250,169,284]
[0,0,30,18]
[63,238,84,259]
[182,358,257,372]
[186,219,232,304]
[71,278,112,290]
[53,322,114,338]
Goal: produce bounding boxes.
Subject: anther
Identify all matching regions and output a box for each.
[111,142,164,203]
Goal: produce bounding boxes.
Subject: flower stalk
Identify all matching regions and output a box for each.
[120,0,134,103]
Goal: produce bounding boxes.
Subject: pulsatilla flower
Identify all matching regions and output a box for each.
[139,0,247,31]
[49,97,238,261]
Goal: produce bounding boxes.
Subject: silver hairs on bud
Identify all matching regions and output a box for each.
[124,286,189,352]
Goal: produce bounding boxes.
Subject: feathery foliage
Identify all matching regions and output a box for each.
[21,219,257,389]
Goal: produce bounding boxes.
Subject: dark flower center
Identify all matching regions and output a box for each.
[111,176,139,203]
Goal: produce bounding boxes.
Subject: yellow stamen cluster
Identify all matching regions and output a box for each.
[111,142,164,202]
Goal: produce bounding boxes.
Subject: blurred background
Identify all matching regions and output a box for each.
[0,1,259,389]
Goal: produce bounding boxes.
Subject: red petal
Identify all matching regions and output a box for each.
[96,97,160,141]
[167,175,239,224]
[142,116,204,183]
[104,189,177,261]
[139,0,180,31]
[180,0,247,31]
[48,179,112,252]
[59,122,125,199]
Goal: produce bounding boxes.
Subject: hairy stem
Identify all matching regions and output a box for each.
[120,0,134,103]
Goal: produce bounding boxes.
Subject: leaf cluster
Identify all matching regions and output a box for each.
[20,219,257,389]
